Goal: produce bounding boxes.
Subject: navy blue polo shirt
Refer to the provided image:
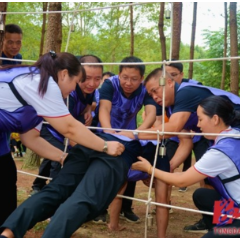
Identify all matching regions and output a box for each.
[100,79,162,116]
[1,52,22,65]
[69,84,94,123]
[172,83,240,114]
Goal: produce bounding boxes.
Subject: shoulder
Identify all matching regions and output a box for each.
[15,53,22,60]
[99,79,114,93]
[176,84,212,103]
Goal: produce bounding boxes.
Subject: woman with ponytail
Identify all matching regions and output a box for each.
[132,95,240,238]
[0,51,124,225]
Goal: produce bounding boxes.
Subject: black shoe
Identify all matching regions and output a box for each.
[183,219,208,233]
[29,189,40,197]
[120,209,140,223]
[92,213,107,224]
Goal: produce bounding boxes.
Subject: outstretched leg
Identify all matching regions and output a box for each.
[42,150,129,237]
[108,182,127,231]
[0,147,91,238]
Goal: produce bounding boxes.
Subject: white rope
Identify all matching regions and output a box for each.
[16,169,240,221]
[17,170,52,180]
[89,126,240,138]
[144,130,160,238]
[117,194,240,220]
[1,56,240,67]
[0,2,152,16]
[65,2,82,52]
[0,57,35,63]
[42,121,240,138]
[8,2,240,237]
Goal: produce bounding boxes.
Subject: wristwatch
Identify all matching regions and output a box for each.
[133,131,139,140]
[102,141,108,153]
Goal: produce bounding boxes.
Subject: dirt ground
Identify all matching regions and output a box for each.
[15,157,203,238]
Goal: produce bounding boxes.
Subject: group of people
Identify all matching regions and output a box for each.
[0,23,240,238]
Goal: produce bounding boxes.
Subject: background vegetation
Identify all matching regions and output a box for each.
[3,2,240,90]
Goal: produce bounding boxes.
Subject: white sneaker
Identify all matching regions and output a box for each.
[179,187,188,192]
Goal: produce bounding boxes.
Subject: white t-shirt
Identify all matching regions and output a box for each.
[0,74,70,130]
[194,128,240,203]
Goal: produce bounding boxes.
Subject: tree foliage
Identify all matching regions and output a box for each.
[4,2,240,87]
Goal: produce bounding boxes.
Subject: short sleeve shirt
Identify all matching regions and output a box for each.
[1,52,22,65]
[100,79,162,115]
[0,74,70,130]
[194,128,240,203]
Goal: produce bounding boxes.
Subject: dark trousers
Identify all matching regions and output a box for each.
[121,142,170,212]
[166,140,192,171]
[0,134,141,238]
[32,126,63,190]
[193,188,240,238]
[16,141,23,157]
[166,136,210,168]
[0,152,17,226]
[122,181,136,211]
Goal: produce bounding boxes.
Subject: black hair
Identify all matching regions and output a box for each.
[5,24,23,35]
[102,71,115,78]
[78,55,103,69]
[161,59,183,72]
[144,68,162,86]
[199,95,240,127]
[33,52,86,97]
[119,56,145,77]
[0,52,86,96]
[77,55,103,83]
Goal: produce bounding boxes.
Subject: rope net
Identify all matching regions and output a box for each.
[3,2,239,238]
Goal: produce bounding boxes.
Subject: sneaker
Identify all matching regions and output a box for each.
[29,189,40,197]
[120,209,140,223]
[179,187,188,192]
[183,219,208,233]
[92,213,107,224]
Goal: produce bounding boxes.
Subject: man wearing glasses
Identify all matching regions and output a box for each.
[98,56,159,222]
[98,56,170,237]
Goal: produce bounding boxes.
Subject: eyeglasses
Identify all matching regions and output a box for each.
[119,75,141,84]
[170,72,181,77]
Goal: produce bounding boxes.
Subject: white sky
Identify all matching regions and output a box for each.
[181,2,229,46]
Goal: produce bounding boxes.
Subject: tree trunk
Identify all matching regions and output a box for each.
[229,2,239,96]
[56,3,62,53]
[158,3,166,61]
[171,2,182,60]
[44,2,62,53]
[220,2,228,90]
[188,3,197,79]
[0,2,8,65]
[130,3,134,56]
[39,2,48,57]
